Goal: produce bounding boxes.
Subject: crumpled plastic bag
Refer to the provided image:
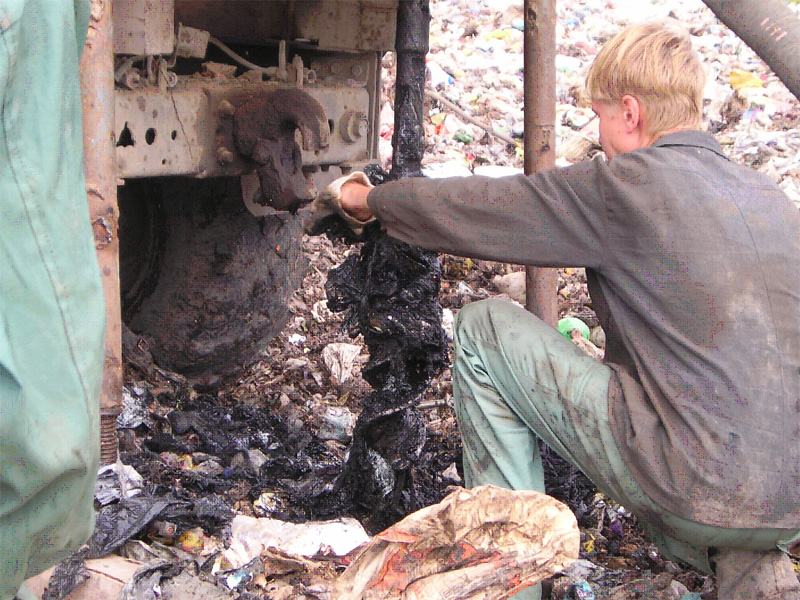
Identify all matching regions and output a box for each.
[321,342,363,384]
[332,485,579,600]
[219,515,371,569]
[729,69,764,91]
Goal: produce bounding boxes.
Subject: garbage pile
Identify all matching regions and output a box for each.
[324,214,452,532]
[377,0,800,209]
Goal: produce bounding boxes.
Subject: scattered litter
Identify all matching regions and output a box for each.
[27,555,143,600]
[219,515,370,569]
[458,281,475,296]
[558,316,590,340]
[590,326,606,349]
[118,385,155,430]
[493,271,526,304]
[567,579,596,600]
[441,307,455,340]
[474,165,524,178]
[408,0,800,196]
[40,547,90,600]
[729,69,764,91]
[95,461,144,506]
[310,402,356,443]
[601,572,690,600]
[427,60,454,88]
[284,356,309,370]
[119,560,229,600]
[321,342,362,384]
[422,160,473,178]
[287,333,306,345]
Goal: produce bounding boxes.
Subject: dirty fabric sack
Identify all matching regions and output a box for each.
[332,485,580,600]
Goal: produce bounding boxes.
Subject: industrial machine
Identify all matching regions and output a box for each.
[110,1,398,378]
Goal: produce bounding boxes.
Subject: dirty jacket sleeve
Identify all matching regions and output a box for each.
[367,135,800,530]
[366,163,608,267]
[0,1,105,597]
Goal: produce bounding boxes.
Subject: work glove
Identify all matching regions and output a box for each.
[303,171,376,236]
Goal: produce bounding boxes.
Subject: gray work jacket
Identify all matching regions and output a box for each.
[367,131,800,529]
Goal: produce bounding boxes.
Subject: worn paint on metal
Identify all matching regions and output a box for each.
[81,0,122,464]
[115,77,373,179]
[523,0,558,325]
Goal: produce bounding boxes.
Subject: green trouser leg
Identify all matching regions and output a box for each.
[451,299,800,599]
[452,299,615,600]
[0,366,98,600]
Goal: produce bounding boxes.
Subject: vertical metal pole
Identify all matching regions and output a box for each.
[523,0,558,326]
[392,0,430,179]
[81,0,122,465]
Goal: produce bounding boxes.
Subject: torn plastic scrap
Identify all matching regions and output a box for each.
[220,515,371,570]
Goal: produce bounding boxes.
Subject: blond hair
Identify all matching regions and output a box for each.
[586,19,705,138]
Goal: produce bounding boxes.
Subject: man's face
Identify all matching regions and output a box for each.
[592,101,629,159]
[591,97,653,158]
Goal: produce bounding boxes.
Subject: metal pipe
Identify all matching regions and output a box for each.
[81,0,122,465]
[392,0,430,179]
[523,0,558,326]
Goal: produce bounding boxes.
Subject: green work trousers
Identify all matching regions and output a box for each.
[1,2,104,599]
[452,299,800,600]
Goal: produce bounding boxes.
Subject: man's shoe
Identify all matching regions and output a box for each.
[712,548,800,600]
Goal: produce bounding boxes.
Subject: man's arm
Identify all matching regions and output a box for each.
[342,165,608,267]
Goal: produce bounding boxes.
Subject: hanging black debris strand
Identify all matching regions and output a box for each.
[326,232,448,390]
[318,167,450,531]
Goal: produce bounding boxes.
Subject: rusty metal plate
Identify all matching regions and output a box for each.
[174,0,397,52]
[294,0,399,52]
[115,78,373,179]
[112,0,175,55]
[115,83,209,177]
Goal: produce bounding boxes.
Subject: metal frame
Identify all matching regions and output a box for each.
[81,0,122,464]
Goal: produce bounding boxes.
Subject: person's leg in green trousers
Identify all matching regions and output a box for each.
[451,299,800,600]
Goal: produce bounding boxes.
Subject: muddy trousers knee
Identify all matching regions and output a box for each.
[452,299,616,600]
[451,299,800,600]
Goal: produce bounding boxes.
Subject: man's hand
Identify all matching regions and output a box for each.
[340,181,374,222]
[304,171,375,235]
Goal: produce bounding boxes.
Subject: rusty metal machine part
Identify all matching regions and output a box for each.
[113,1,393,201]
[112,1,398,384]
[114,72,375,175]
[232,88,330,211]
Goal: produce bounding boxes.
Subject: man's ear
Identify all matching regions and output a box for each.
[620,95,643,133]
